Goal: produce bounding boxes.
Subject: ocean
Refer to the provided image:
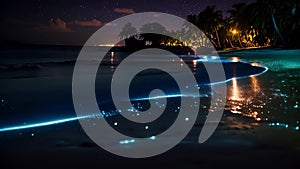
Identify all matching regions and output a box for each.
[0,46,299,133]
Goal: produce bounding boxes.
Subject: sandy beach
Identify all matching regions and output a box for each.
[0,47,300,168]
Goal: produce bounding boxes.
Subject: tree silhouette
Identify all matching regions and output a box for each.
[139,22,168,46]
[119,23,139,47]
[187,6,223,49]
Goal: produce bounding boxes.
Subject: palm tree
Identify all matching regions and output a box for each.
[227,3,249,48]
[119,22,137,39]
[183,19,211,48]
[187,6,224,49]
[198,6,223,49]
[219,17,235,48]
[139,22,168,46]
[246,0,298,47]
[119,22,138,47]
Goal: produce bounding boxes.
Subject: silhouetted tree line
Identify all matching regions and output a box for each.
[120,0,299,49]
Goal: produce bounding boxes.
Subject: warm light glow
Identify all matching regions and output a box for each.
[192,59,197,72]
[193,59,197,67]
[231,56,240,62]
[230,78,243,101]
[97,44,115,47]
[231,29,238,35]
[110,51,114,65]
[250,62,261,66]
[251,76,260,93]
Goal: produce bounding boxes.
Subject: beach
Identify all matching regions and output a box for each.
[0,46,300,168]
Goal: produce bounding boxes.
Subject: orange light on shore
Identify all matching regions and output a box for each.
[231,29,238,35]
[231,56,240,62]
[250,62,261,66]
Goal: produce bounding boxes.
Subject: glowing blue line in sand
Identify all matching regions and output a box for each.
[0,66,268,133]
[134,66,269,101]
[206,66,269,86]
[132,93,200,101]
[0,115,91,132]
[0,110,121,132]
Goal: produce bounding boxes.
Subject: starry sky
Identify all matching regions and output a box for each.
[0,0,255,46]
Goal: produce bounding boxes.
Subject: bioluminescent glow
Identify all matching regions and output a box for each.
[206,66,269,86]
[0,116,91,132]
[118,136,157,145]
[119,139,135,144]
[133,66,268,102]
[0,64,269,134]
[149,136,156,140]
[268,122,300,131]
[133,93,200,101]
[0,109,125,133]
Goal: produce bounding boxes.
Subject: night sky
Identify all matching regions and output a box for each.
[0,0,255,45]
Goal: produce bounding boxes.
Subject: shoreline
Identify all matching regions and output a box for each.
[1,45,299,168]
[1,110,299,169]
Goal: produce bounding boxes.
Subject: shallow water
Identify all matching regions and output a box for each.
[220,50,300,131]
[0,47,299,133]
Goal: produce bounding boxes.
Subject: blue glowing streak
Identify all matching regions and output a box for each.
[133,66,269,101]
[0,115,91,132]
[207,66,269,86]
[0,65,269,134]
[149,136,156,140]
[0,109,124,133]
[133,94,200,101]
[119,139,135,144]
[268,122,300,131]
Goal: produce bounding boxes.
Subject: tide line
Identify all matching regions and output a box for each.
[0,115,90,132]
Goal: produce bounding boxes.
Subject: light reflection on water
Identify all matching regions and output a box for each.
[250,76,260,93]
[230,78,243,101]
[223,56,300,130]
[104,53,299,131]
[225,76,266,122]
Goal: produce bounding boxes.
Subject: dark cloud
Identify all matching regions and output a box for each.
[113,8,135,14]
[36,18,73,32]
[69,19,102,27]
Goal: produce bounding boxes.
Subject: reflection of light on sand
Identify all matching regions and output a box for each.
[251,76,260,93]
[226,75,268,122]
[230,78,243,101]
[228,78,243,114]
